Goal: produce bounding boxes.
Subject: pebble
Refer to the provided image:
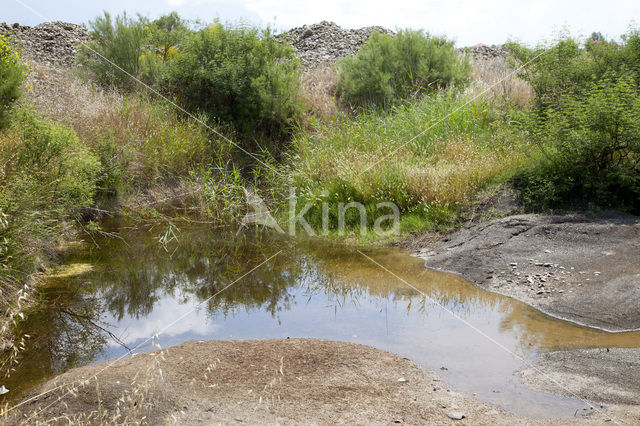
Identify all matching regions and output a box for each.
[447,412,465,420]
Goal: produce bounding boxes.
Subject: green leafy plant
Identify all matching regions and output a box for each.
[78,11,147,89]
[506,28,640,112]
[509,28,640,212]
[162,22,303,141]
[515,73,640,212]
[0,35,26,129]
[336,29,470,107]
[0,108,100,289]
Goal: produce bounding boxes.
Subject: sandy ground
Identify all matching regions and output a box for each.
[518,348,640,425]
[416,212,640,332]
[519,348,640,406]
[5,338,623,425]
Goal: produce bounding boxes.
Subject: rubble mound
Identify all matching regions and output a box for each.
[279,21,395,68]
[0,21,89,66]
[464,43,509,60]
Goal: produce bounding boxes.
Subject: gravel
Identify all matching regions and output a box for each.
[0,21,88,66]
[278,20,395,68]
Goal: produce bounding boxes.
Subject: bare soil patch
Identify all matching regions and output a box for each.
[5,339,545,424]
[519,348,640,406]
[415,212,640,332]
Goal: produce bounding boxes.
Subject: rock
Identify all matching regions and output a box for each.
[397,377,407,383]
[447,412,465,420]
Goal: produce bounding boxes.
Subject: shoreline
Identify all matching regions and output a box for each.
[7,339,533,424]
[414,212,640,332]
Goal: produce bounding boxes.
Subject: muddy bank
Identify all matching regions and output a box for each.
[519,348,640,406]
[5,338,547,425]
[415,212,640,332]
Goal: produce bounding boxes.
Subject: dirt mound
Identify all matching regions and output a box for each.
[7,339,532,425]
[0,21,88,66]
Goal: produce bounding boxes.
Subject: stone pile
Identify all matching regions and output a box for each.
[462,43,509,61]
[0,21,89,66]
[279,21,395,68]
[0,20,509,69]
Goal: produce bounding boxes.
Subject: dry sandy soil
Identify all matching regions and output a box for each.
[7,338,632,425]
[519,348,640,406]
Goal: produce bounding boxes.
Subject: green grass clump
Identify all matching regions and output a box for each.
[286,92,530,235]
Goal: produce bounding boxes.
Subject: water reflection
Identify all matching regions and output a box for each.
[3,222,640,418]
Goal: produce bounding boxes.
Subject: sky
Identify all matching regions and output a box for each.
[3,0,639,46]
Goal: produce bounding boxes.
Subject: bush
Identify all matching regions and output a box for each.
[78,12,146,89]
[0,109,100,287]
[139,12,189,83]
[0,35,26,129]
[336,29,470,107]
[506,28,640,112]
[509,29,640,212]
[514,74,640,212]
[163,23,303,140]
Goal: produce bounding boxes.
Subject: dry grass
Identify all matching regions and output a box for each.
[289,90,532,232]
[465,55,535,107]
[2,350,166,425]
[406,135,530,205]
[300,65,341,120]
[24,61,229,187]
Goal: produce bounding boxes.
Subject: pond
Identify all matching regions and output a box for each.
[3,220,640,418]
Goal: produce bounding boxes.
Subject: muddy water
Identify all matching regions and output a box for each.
[4,221,640,418]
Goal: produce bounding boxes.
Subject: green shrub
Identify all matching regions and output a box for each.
[78,12,146,89]
[0,109,100,286]
[506,28,640,112]
[0,35,26,129]
[509,28,640,212]
[163,22,303,140]
[145,12,188,61]
[514,74,640,212]
[336,29,470,107]
[139,12,189,83]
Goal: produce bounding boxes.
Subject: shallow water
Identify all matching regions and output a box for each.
[4,221,640,418]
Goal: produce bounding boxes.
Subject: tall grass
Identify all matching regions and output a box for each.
[24,62,255,220]
[287,91,531,233]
